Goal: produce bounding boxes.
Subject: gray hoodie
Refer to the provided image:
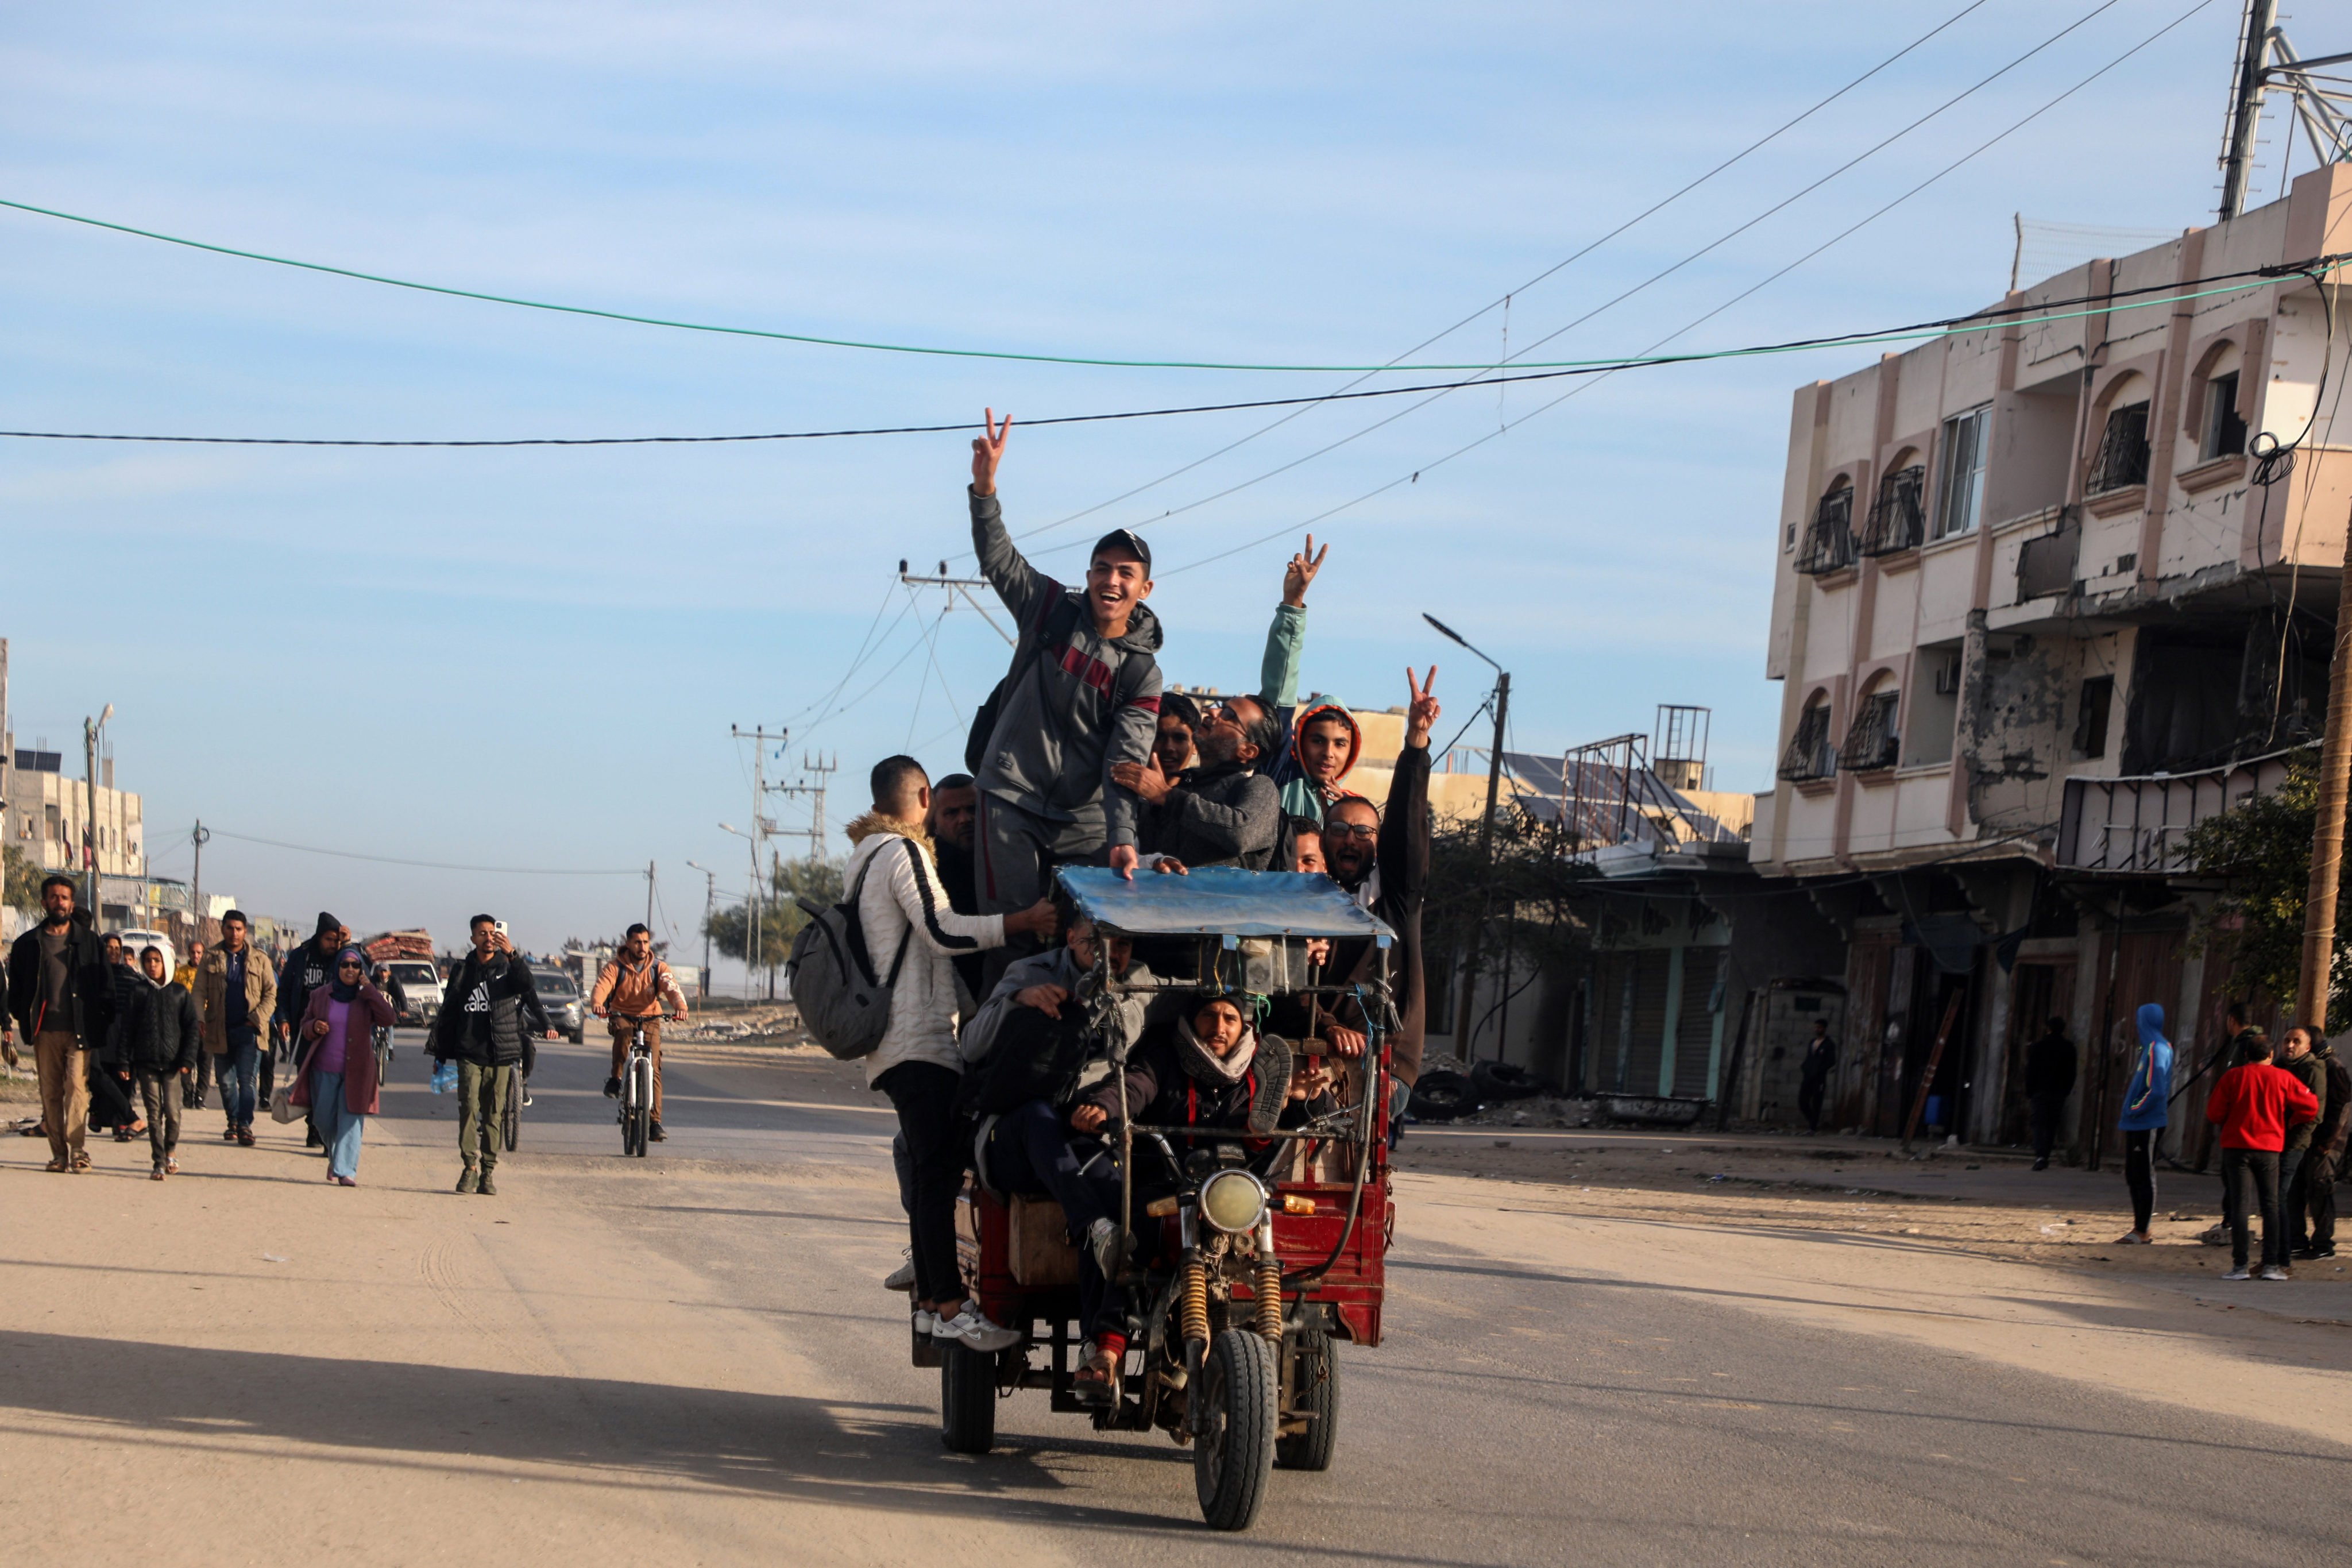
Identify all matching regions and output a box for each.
[970,488,1164,849]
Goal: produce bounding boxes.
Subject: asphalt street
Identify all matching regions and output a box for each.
[364,1032,2350,1564]
[5,1033,2341,1564]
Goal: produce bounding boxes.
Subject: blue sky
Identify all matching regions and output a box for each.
[0,2,2280,979]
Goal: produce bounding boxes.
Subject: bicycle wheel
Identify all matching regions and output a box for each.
[627,1057,652,1157]
[502,1076,520,1153]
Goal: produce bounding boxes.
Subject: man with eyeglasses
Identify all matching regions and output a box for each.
[1111,694,1284,871]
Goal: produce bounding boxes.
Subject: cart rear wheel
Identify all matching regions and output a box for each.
[939,1342,997,1453]
[1195,1329,1277,1530]
[1276,1324,1339,1472]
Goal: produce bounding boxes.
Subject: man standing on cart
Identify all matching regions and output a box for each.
[965,410,1165,986]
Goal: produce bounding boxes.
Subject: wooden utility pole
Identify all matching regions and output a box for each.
[2293,505,2352,1027]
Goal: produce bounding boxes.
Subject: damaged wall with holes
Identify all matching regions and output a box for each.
[1961,629,2075,831]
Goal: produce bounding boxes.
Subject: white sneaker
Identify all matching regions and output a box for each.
[912,1308,937,1335]
[933,1305,1021,1353]
[2221,1265,2253,1280]
[2258,1265,2292,1281]
[883,1253,917,1293]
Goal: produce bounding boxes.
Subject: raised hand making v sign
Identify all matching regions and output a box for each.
[971,408,1011,496]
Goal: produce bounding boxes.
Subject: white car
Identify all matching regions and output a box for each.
[115,928,176,979]
[379,960,445,1028]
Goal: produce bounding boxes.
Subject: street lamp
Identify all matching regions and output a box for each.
[684,860,716,1001]
[1422,614,1511,1060]
[719,821,760,1000]
[83,703,113,921]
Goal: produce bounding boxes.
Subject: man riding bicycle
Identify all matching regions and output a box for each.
[592,924,689,1143]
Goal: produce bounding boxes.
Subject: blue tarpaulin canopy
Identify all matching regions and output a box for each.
[1058,867,1396,943]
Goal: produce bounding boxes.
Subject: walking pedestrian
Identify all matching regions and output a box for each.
[1797,1018,1837,1134]
[90,932,148,1142]
[195,910,277,1147]
[2205,1030,2319,1280]
[2114,1003,2172,1246]
[176,940,210,1109]
[113,945,199,1179]
[2023,1015,2077,1169]
[428,916,554,1196]
[5,875,117,1172]
[2277,1024,2330,1254]
[291,948,392,1185]
[276,914,347,1144]
[2294,1032,2349,1261]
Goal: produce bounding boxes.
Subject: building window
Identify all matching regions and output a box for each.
[43,804,60,841]
[1795,480,1857,575]
[2088,400,2152,494]
[1860,463,1926,555]
[1778,697,1837,783]
[1837,686,1901,772]
[1934,405,1990,538]
[2073,675,2113,758]
[2202,372,2246,461]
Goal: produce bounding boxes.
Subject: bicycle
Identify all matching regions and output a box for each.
[615,1013,657,1158]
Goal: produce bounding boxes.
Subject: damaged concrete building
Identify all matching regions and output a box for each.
[1749,163,2351,1160]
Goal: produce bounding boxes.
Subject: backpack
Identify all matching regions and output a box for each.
[965,588,1153,775]
[786,849,912,1060]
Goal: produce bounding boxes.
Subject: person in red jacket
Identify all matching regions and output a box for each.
[2205,1032,2321,1280]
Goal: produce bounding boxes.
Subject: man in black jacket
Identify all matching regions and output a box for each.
[1114,696,1284,871]
[429,914,553,1196]
[5,874,115,1172]
[114,944,200,1179]
[1320,669,1438,1088]
[2021,1016,2077,1169]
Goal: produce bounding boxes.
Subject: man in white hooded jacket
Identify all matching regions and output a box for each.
[847,754,1056,1353]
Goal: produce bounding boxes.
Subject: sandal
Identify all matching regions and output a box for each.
[164,1157,180,1175]
[70,1152,90,1172]
[1072,1345,1122,1408]
[44,1158,67,1173]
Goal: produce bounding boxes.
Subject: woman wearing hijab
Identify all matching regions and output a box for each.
[291,948,393,1185]
[2115,1001,2173,1245]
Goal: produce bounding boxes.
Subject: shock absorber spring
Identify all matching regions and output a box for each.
[1254,1256,1284,1341]
[1179,1252,1210,1349]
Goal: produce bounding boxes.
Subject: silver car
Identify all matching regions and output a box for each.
[531,967,586,1045]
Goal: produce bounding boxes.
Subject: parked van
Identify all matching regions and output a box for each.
[380,959,445,1029]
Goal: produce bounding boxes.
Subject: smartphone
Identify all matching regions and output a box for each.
[493,921,509,938]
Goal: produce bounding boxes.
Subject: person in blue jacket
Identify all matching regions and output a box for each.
[2115,1002,2173,1245]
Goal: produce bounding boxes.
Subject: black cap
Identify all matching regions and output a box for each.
[1091,528,1152,572]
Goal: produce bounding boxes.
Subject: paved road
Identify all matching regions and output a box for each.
[6,1037,2343,1564]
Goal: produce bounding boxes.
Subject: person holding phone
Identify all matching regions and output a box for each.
[428,915,554,1196]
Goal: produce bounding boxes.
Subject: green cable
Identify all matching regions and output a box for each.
[1,194,2338,377]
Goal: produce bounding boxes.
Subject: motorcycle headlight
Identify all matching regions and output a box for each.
[1198,1169,1269,1235]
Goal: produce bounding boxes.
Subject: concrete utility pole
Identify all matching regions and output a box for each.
[82,704,111,920]
[770,753,839,858]
[645,860,656,932]
[192,820,210,947]
[2218,0,2280,221]
[731,725,787,998]
[685,861,715,999]
[1425,614,1511,1059]
[2295,505,2352,1026]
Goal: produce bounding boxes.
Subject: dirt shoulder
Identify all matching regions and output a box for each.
[1394,1118,2351,1300]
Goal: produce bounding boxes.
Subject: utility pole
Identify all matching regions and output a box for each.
[900,560,1015,646]
[770,753,839,858]
[2218,0,2280,221]
[82,704,111,921]
[2295,504,2352,1026]
[191,820,210,948]
[685,861,715,999]
[646,860,656,933]
[732,725,787,999]
[1425,615,1511,1060]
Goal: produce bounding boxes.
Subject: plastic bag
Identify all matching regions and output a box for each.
[430,1059,457,1095]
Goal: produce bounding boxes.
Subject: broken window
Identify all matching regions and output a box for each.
[2202,372,2246,461]
[1837,688,1901,773]
[1779,697,1837,782]
[2088,400,2151,494]
[1795,480,1857,575]
[1860,463,1926,555]
[1934,406,1989,538]
[2073,675,2113,758]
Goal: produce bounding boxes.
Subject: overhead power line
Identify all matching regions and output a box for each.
[0,261,2331,451]
[206,826,642,875]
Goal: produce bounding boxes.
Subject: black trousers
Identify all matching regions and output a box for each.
[2300,1151,2338,1251]
[2029,1092,2067,1163]
[2222,1147,2284,1269]
[1797,1076,1828,1132]
[878,1061,967,1306]
[2122,1128,2156,1232]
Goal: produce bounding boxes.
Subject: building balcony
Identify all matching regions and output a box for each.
[2054,747,2305,872]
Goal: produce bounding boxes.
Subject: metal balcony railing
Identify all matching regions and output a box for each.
[2087,401,2152,495]
[1778,708,1837,783]
[1794,486,1857,575]
[1836,693,1901,772]
[1858,465,1926,555]
[2055,746,2309,871]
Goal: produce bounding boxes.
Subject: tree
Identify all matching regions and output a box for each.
[2179,756,2352,1031]
[1424,808,1597,1060]
[704,856,844,998]
[3,845,41,914]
